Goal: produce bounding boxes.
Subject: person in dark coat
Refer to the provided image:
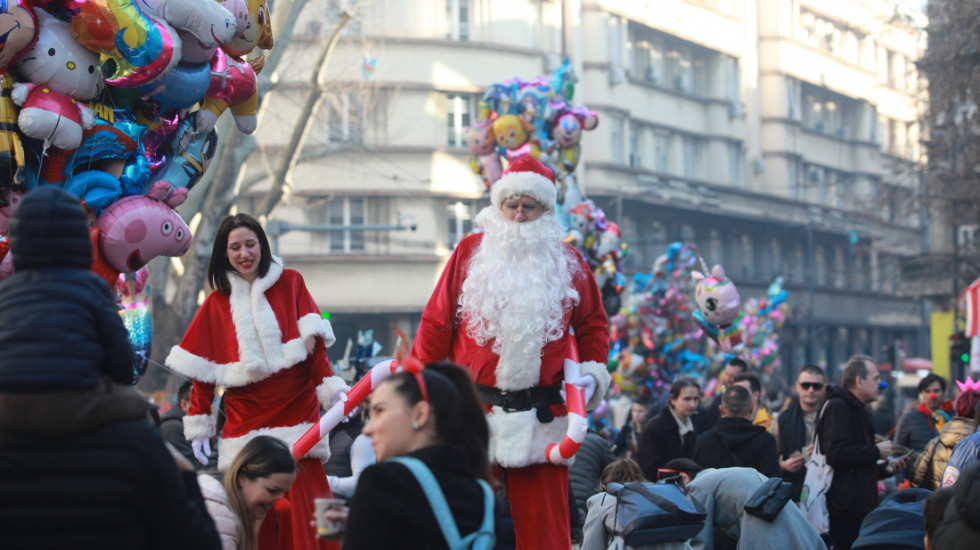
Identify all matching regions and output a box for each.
[703,358,748,431]
[771,365,826,501]
[335,362,496,549]
[817,355,911,550]
[0,187,147,435]
[0,419,221,550]
[160,381,197,467]
[692,385,780,478]
[932,459,980,550]
[895,374,951,453]
[635,377,703,481]
[611,394,653,458]
[568,430,614,534]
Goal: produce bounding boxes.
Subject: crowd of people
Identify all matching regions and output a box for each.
[3,162,980,550]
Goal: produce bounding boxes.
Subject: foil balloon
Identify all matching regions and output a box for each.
[142,121,218,207]
[12,9,104,150]
[97,188,191,273]
[0,73,25,186]
[692,264,742,352]
[0,0,37,71]
[491,114,537,159]
[465,119,502,190]
[116,268,152,381]
[70,0,181,88]
[134,0,237,48]
[141,61,211,109]
[221,0,272,58]
[195,50,257,133]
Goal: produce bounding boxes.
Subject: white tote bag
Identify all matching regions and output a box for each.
[799,401,833,535]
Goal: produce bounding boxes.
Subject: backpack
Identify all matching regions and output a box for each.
[390,457,496,550]
[606,480,707,546]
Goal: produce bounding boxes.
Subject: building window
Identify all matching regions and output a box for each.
[328,197,365,253]
[446,0,470,41]
[681,136,700,179]
[610,114,625,164]
[327,92,363,143]
[447,201,474,249]
[629,124,642,168]
[652,131,670,172]
[729,142,742,187]
[446,93,475,147]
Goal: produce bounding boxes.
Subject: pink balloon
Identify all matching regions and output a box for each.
[97,195,191,273]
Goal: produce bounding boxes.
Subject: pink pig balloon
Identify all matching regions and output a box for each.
[97,195,192,273]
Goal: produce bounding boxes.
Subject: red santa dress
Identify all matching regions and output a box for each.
[166,258,347,550]
[412,232,611,549]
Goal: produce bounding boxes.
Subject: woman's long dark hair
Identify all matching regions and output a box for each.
[208,213,273,294]
[387,362,491,481]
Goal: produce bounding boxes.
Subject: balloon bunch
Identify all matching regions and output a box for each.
[607,242,709,399]
[464,58,597,195]
[703,276,787,374]
[0,0,274,281]
[117,267,152,380]
[0,0,277,380]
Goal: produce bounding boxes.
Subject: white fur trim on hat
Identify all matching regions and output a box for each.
[578,360,611,410]
[490,169,557,211]
[486,406,571,467]
[217,423,331,470]
[183,413,217,441]
[316,375,350,409]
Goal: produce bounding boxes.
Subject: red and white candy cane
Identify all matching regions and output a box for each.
[545,336,588,464]
[292,359,400,460]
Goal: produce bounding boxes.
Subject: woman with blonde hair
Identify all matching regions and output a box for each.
[199,436,298,550]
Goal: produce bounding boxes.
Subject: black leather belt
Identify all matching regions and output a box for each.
[476,384,563,423]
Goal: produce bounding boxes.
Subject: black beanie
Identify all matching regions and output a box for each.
[9,186,92,271]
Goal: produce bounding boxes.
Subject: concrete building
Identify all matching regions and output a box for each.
[243,0,927,381]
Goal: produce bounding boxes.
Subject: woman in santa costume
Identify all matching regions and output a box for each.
[166,213,348,550]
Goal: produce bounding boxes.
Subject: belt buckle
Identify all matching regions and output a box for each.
[500,390,518,412]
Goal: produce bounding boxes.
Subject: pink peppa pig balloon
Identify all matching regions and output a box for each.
[97,195,191,273]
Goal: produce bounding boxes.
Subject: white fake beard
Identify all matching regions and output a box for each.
[458,206,580,386]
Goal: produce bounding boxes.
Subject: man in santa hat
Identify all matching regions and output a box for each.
[413,156,610,549]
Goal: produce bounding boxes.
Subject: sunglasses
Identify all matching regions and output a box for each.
[799,382,824,391]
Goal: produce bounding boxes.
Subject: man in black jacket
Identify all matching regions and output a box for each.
[818,355,911,550]
[703,357,748,430]
[772,365,826,500]
[692,384,780,478]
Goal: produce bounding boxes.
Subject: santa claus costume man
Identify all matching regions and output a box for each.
[412,156,610,549]
[166,213,348,550]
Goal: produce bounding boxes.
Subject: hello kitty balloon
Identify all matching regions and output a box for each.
[12,9,104,151]
[692,264,743,351]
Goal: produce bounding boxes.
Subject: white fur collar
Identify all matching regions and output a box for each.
[228,257,285,378]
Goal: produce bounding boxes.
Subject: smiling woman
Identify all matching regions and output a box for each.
[166,212,348,550]
[199,436,297,550]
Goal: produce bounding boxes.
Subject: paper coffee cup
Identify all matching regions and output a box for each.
[314,498,345,536]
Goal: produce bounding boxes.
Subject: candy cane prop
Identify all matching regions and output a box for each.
[292,359,400,460]
[545,336,588,464]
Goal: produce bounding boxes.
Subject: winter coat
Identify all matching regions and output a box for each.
[686,468,825,550]
[910,417,976,490]
[569,431,615,526]
[581,491,693,550]
[0,419,221,550]
[197,474,242,550]
[160,406,196,467]
[895,404,940,452]
[941,431,980,487]
[817,385,889,521]
[344,444,493,549]
[0,187,135,391]
[635,407,701,481]
[692,417,780,478]
[933,459,980,550]
[773,399,815,501]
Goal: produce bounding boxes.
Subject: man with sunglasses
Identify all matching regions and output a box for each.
[413,156,610,550]
[771,365,826,501]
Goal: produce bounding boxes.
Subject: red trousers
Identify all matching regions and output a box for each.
[500,463,570,550]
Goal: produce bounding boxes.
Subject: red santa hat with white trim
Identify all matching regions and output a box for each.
[490,156,558,212]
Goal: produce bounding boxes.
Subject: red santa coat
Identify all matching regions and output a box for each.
[413,233,610,468]
[165,259,346,468]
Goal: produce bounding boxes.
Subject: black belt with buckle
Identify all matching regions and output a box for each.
[476,384,563,423]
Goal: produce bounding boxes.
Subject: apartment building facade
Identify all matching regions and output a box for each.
[242,0,926,380]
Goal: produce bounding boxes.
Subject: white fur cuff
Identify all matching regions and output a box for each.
[316,376,350,409]
[217,423,331,470]
[579,360,611,411]
[183,414,216,441]
[486,406,570,467]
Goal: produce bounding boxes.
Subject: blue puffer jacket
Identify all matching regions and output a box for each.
[0,187,135,391]
[941,432,980,487]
